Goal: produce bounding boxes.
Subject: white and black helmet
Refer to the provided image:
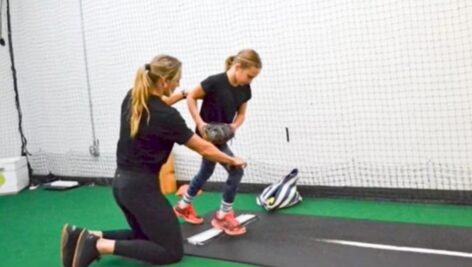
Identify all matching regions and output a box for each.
[257,169,302,211]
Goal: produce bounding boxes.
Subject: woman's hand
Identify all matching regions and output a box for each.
[231,157,247,168]
[181,89,187,99]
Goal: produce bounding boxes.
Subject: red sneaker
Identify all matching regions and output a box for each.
[211,211,246,236]
[173,204,204,224]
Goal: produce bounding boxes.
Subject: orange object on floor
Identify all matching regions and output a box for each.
[158,154,177,194]
[175,184,203,197]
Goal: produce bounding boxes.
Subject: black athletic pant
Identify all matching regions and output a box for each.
[101,168,183,265]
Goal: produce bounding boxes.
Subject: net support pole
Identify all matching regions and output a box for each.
[78,0,99,157]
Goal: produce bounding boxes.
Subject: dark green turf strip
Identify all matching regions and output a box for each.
[1,186,472,266]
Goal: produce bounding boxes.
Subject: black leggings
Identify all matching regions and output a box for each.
[102,168,183,265]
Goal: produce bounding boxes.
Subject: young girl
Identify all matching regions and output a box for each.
[60,55,246,267]
[174,49,262,236]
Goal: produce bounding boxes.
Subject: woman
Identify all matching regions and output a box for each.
[60,55,246,267]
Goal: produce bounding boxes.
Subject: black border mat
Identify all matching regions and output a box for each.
[181,211,472,267]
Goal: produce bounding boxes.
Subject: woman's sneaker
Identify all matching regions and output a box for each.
[72,230,100,267]
[61,224,83,267]
[173,204,204,224]
[211,211,246,236]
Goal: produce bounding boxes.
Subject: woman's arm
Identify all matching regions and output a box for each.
[161,90,187,106]
[185,134,246,167]
[187,85,207,135]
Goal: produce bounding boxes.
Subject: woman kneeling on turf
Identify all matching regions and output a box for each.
[60,55,246,267]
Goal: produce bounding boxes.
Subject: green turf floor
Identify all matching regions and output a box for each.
[2,185,472,266]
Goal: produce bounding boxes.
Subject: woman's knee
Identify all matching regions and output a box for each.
[148,248,183,265]
[173,250,184,262]
[168,247,184,264]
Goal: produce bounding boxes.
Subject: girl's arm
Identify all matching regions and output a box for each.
[231,102,248,130]
[187,85,207,134]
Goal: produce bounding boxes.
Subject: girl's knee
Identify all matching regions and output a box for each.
[195,165,216,180]
[230,167,244,179]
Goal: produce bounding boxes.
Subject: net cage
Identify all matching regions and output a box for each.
[1,0,471,203]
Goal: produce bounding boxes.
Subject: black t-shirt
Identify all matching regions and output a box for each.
[200,72,251,124]
[116,90,194,174]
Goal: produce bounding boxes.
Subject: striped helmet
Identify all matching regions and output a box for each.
[256,169,302,211]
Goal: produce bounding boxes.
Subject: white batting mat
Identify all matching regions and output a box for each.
[186,213,257,246]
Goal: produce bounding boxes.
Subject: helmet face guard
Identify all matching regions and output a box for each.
[257,169,303,211]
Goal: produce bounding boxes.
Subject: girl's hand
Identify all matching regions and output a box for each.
[197,122,208,136]
[229,123,238,133]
